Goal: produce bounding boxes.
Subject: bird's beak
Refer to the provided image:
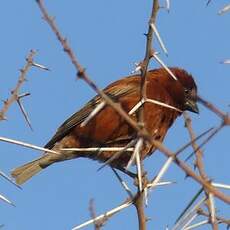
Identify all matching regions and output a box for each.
[184,99,199,114]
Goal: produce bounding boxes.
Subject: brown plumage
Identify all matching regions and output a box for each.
[11,67,198,185]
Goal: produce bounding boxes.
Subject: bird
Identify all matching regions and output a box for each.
[11,67,199,185]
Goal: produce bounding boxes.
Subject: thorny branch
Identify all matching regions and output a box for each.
[197,209,230,227]
[183,112,218,230]
[27,1,230,229]
[126,0,160,228]
[34,1,229,201]
[0,50,35,125]
[89,199,103,230]
[35,0,149,139]
[0,50,47,207]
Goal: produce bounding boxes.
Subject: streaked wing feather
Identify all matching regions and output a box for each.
[44,85,136,149]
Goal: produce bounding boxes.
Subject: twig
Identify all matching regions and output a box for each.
[149,139,230,204]
[198,96,228,122]
[0,50,36,121]
[176,127,214,157]
[197,209,230,226]
[183,112,207,179]
[36,0,150,140]
[72,199,133,230]
[89,199,103,230]
[208,193,216,225]
[185,124,224,162]
[134,190,147,230]
[173,190,205,230]
[134,0,160,228]
[183,112,218,229]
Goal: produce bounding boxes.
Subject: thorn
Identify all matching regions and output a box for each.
[131,62,142,74]
[80,101,105,127]
[218,4,230,15]
[220,59,230,64]
[165,0,170,12]
[32,62,50,71]
[0,170,22,189]
[150,23,168,55]
[153,52,177,80]
[18,92,31,99]
[17,99,33,131]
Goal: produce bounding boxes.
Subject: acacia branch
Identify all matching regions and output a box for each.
[0,50,35,121]
[135,1,160,229]
[183,112,218,230]
[89,199,103,230]
[197,209,230,227]
[35,1,230,229]
[35,0,150,140]
[149,138,230,204]
[198,95,230,125]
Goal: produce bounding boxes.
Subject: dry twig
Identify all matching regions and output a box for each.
[0,50,35,124]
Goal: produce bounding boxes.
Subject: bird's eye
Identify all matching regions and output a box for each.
[184,89,189,94]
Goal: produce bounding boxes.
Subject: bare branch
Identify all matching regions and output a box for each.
[0,50,36,121]
[36,0,149,139]
[72,199,133,230]
[89,199,103,230]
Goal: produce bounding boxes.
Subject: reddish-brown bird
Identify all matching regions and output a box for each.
[11,67,198,185]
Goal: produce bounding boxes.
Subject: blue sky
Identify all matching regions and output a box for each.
[0,1,229,229]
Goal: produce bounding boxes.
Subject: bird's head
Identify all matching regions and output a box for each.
[151,67,199,114]
[172,68,199,114]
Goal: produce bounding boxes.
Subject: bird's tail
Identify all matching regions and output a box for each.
[11,155,54,185]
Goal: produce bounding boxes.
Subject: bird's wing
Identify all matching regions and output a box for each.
[44,83,137,149]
